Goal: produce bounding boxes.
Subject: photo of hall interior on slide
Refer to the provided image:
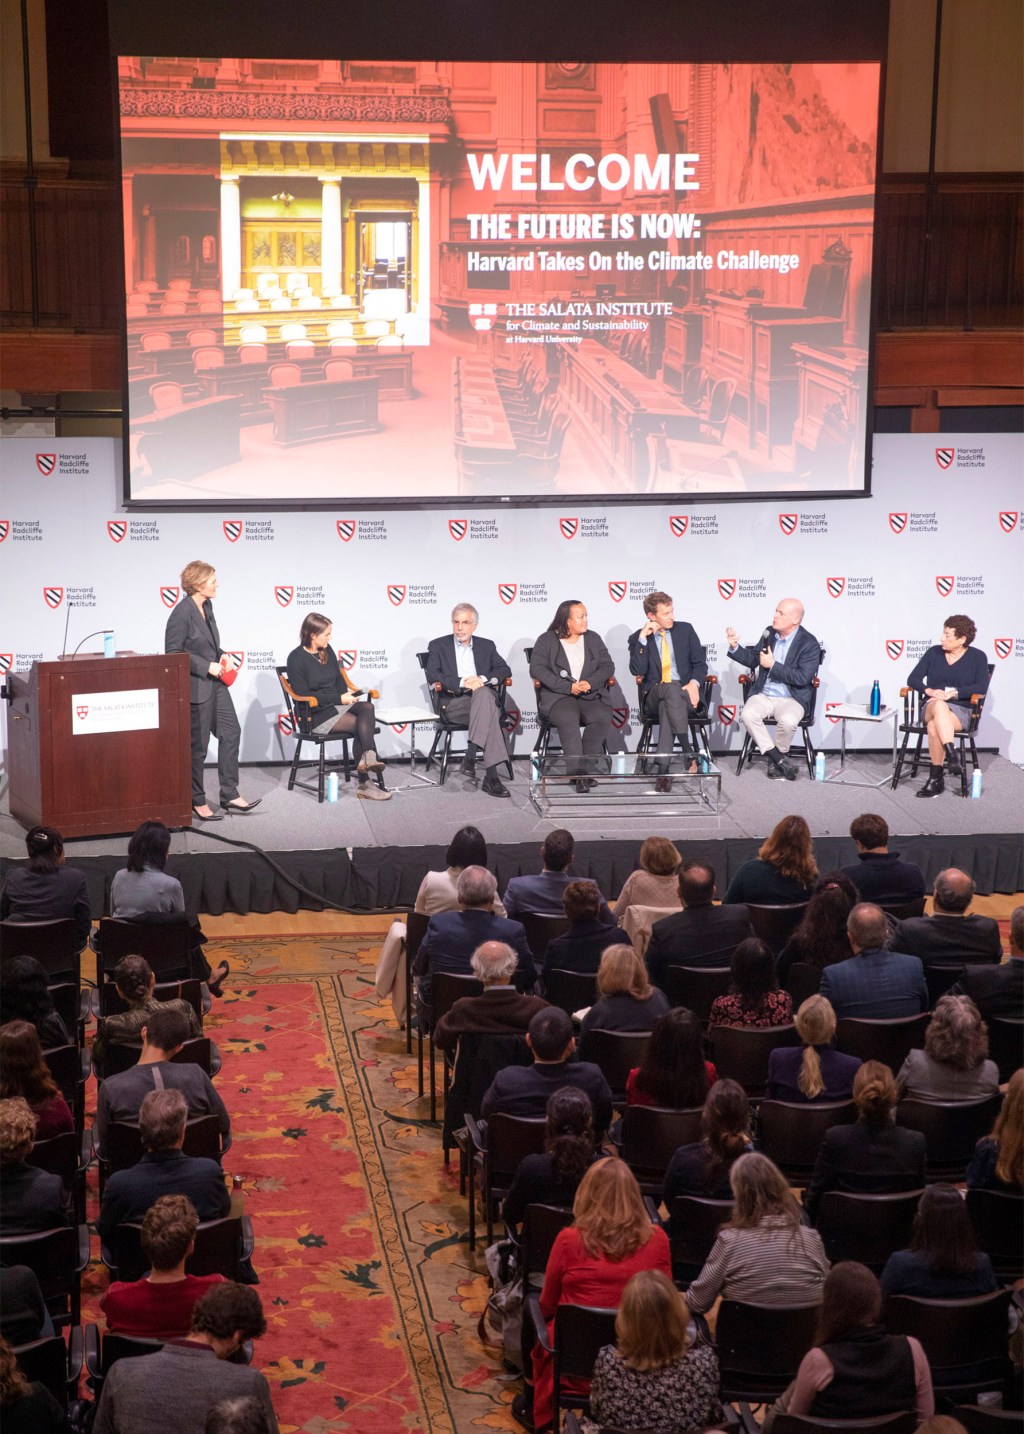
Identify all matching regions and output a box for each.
[120,58,879,502]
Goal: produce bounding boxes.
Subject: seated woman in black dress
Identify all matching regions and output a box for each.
[286,612,390,801]
[662,1078,753,1235]
[502,1087,599,1231]
[907,612,990,798]
[0,825,91,951]
[529,599,615,791]
[880,1183,997,1299]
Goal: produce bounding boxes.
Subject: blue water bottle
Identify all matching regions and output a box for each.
[814,751,826,781]
[326,772,339,803]
[970,768,983,799]
[869,679,881,716]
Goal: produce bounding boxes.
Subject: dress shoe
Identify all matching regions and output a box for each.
[916,772,945,798]
[481,773,511,799]
[207,961,230,997]
[357,783,392,801]
[222,797,262,813]
[192,806,224,822]
[357,748,386,773]
[459,755,477,778]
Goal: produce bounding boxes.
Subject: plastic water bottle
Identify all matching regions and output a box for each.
[869,679,881,716]
[103,630,115,658]
[326,771,339,803]
[814,751,826,782]
[970,768,983,799]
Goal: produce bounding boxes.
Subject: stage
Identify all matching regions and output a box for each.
[1,751,1021,917]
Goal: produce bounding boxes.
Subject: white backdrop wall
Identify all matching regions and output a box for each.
[1,433,1020,765]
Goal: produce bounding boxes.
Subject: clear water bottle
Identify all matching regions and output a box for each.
[326,771,339,803]
[814,751,826,781]
[869,679,881,716]
[970,768,983,799]
[103,630,115,658]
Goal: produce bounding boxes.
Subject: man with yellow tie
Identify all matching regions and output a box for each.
[628,590,708,791]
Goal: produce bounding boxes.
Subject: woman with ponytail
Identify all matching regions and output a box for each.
[662,1079,754,1236]
[804,1062,927,1222]
[766,995,860,1104]
[92,954,201,1074]
[502,1087,599,1231]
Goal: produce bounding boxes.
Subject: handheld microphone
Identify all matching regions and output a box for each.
[759,625,773,654]
[69,629,114,660]
[60,601,75,660]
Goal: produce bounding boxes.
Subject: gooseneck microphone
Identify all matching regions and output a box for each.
[70,630,114,660]
[60,601,75,659]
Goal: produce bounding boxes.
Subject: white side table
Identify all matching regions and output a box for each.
[375,706,439,789]
[822,704,899,788]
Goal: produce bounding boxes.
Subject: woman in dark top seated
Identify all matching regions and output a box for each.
[724,814,818,906]
[907,612,991,799]
[541,880,620,989]
[709,938,793,1028]
[967,1067,1022,1192]
[804,1061,926,1222]
[502,1087,599,1231]
[0,1335,70,1434]
[766,995,860,1105]
[776,871,858,990]
[626,1007,717,1109]
[0,1097,69,1234]
[0,825,91,951]
[578,945,669,1055]
[0,956,70,1050]
[880,1184,997,1299]
[286,611,390,801]
[662,1079,752,1235]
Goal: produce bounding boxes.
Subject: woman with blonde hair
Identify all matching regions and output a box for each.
[896,995,999,1102]
[967,1066,1023,1192]
[613,837,682,927]
[577,944,669,1056]
[765,995,860,1104]
[724,814,818,905]
[587,1269,719,1433]
[687,1151,829,1315]
[517,1158,671,1431]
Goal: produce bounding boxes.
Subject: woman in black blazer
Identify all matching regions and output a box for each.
[529,599,615,789]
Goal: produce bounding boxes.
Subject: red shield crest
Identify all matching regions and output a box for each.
[448,519,468,541]
[717,704,737,724]
[0,654,12,675]
[826,702,843,725]
[608,581,627,603]
[935,447,954,469]
[611,707,629,730]
[76,705,88,720]
[277,714,296,736]
[275,586,294,607]
[107,520,127,543]
[999,511,1018,533]
[669,515,688,537]
[886,639,905,661]
[43,586,64,609]
[35,453,56,476]
[888,512,907,534]
[223,520,243,543]
[559,518,579,540]
[935,575,955,598]
[498,583,517,606]
[826,577,846,599]
[387,584,406,607]
[223,652,244,671]
[337,650,357,670]
[391,723,408,734]
[160,586,180,608]
[994,638,1013,660]
[717,579,736,601]
[336,519,356,542]
[0,520,9,542]
[778,514,797,536]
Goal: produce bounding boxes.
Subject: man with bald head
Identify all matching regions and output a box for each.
[820,903,928,1019]
[727,597,821,780]
[892,868,1002,967]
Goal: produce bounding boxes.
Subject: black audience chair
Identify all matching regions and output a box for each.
[102,1213,255,1284]
[966,1187,1024,1282]
[616,1105,703,1193]
[95,975,207,1023]
[98,1114,224,1180]
[525,1295,618,1431]
[28,1129,93,1224]
[579,1029,651,1104]
[895,1095,1002,1181]
[815,1189,924,1272]
[9,1330,84,1412]
[543,968,598,1017]
[756,1100,857,1184]
[0,918,82,982]
[516,912,570,965]
[711,1299,821,1405]
[661,965,731,1023]
[84,1326,253,1400]
[771,1416,917,1434]
[95,916,194,981]
[405,910,430,1060]
[42,1043,90,1105]
[464,1112,547,1251]
[709,1023,801,1098]
[745,903,809,954]
[924,961,968,1007]
[883,1290,1012,1400]
[95,1035,221,1080]
[421,971,483,1124]
[0,1225,91,1328]
[951,1407,1024,1432]
[986,1016,1024,1084]
[667,1196,734,1286]
[834,1013,930,1071]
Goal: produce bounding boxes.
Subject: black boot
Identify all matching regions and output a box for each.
[917,765,945,798]
[943,741,962,776]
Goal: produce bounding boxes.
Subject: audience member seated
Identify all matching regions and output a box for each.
[625,1008,716,1110]
[776,873,858,989]
[0,1020,73,1139]
[97,1088,230,1245]
[0,1265,54,1345]
[820,904,928,1019]
[92,1282,278,1434]
[766,1262,933,1427]
[838,813,927,906]
[950,902,1023,1018]
[0,1335,69,1434]
[94,1007,230,1157]
[587,1270,720,1434]
[502,1087,599,1231]
[896,995,1000,1101]
[685,1152,829,1315]
[502,829,613,924]
[205,1397,274,1434]
[516,1158,672,1432]
[0,824,91,951]
[0,1097,69,1232]
[723,815,817,906]
[93,954,203,1074]
[804,1062,926,1222]
[966,1067,1022,1192]
[766,995,861,1104]
[709,938,793,1028]
[880,1184,997,1299]
[613,837,682,928]
[891,868,1003,966]
[413,867,533,1029]
[645,860,753,989]
[662,1079,753,1233]
[0,955,71,1048]
[481,1007,614,1140]
[541,882,622,989]
[433,942,549,1054]
[578,945,670,1055]
[102,1194,228,1337]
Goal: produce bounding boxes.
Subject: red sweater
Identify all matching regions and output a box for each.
[101,1273,226,1338]
[625,1062,717,1107]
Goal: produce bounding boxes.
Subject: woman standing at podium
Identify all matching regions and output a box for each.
[164,561,261,822]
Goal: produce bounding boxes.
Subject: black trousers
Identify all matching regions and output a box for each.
[190,685,240,805]
[546,695,612,773]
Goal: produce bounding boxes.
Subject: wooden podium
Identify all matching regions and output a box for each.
[7,653,192,838]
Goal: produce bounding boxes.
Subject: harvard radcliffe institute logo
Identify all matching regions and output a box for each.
[994,638,1013,660]
[935,448,954,470]
[275,585,295,608]
[935,575,955,598]
[559,518,579,540]
[448,519,468,542]
[43,586,64,609]
[337,649,357,670]
[0,521,9,543]
[160,586,180,609]
[498,583,517,606]
[387,584,406,607]
[888,513,908,534]
[717,579,736,601]
[277,714,295,737]
[35,454,56,476]
[336,520,356,542]
[669,515,688,538]
[717,704,737,725]
[999,511,1019,534]
[223,520,243,543]
[826,577,846,599]
[778,514,797,536]
[608,581,627,603]
[107,520,127,543]
[886,639,905,661]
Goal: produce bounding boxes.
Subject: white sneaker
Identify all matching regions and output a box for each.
[357,783,392,801]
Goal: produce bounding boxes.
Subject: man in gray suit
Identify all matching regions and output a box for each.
[164,560,260,822]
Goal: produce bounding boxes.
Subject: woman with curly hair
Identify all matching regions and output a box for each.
[896,995,999,1102]
[776,871,859,989]
[724,815,818,905]
[0,1022,72,1139]
[907,613,990,799]
[502,1087,600,1231]
[967,1067,1022,1191]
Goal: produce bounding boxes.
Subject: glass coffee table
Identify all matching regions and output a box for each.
[529,751,722,820]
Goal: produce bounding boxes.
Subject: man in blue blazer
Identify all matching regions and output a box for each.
[726,596,821,781]
[425,603,513,799]
[628,590,706,790]
[413,866,534,1027]
[820,903,928,1019]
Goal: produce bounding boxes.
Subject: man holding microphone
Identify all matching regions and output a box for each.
[628,590,706,791]
[726,597,820,780]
